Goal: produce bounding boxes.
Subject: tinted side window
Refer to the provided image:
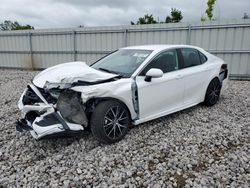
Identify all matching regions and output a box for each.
[181,48,201,68]
[199,51,207,64]
[141,50,179,75]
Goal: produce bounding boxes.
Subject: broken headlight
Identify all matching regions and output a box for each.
[23,86,57,105]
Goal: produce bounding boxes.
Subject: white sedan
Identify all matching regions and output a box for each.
[16,45,228,143]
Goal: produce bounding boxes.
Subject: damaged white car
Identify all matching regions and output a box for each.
[16,45,228,143]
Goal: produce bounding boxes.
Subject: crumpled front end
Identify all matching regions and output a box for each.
[16,62,132,139]
[16,84,85,139]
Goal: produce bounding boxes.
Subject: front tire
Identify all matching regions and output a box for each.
[204,78,221,106]
[90,100,130,144]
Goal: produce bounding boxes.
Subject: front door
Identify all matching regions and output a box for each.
[136,49,185,121]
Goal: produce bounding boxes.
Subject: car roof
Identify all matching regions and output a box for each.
[121,44,202,52]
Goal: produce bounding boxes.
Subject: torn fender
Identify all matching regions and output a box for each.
[71,78,138,120]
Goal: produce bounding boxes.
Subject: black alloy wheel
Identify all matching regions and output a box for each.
[91,100,130,144]
[204,78,221,106]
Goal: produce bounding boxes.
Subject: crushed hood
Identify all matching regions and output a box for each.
[33,61,118,88]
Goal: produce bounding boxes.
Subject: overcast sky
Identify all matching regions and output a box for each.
[0,0,249,29]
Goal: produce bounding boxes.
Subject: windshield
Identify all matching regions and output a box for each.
[91,49,152,77]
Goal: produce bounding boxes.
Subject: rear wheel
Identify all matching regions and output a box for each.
[90,100,130,144]
[204,78,221,106]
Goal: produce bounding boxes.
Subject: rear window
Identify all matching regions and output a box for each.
[181,48,201,68]
[199,51,207,64]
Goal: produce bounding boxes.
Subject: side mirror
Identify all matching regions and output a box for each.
[144,68,163,82]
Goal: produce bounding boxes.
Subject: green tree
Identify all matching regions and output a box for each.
[205,0,216,20]
[200,16,206,22]
[131,8,183,25]
[165,16,172,23]
[242,13,249,19]
[0,20,34,31]
[131,14,158,25]
[165,8,183,23]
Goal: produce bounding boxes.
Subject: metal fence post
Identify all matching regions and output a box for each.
[124,29,128,47]
[29,32,34,69]
[73,31,77,61]
[186,24,192,45]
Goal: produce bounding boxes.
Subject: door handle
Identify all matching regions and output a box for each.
[205,67,210,72]
[176,74,183,79]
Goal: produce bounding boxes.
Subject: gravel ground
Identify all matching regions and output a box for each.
[0,69,249,187]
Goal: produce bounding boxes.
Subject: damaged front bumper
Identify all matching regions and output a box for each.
[16,84,85,139]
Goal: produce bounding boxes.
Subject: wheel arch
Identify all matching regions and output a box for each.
[209,76,220,85]
[203,76,220,101]
[203,76,221,101]
[85,97,133,123]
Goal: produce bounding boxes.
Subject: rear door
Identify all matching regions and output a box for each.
[179,48,211,105]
